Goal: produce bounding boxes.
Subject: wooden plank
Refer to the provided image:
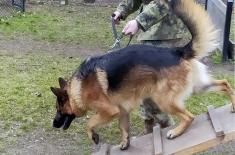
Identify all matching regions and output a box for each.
[92,144,110,155]
[207,105,224,137]
[100,104,235,155]
[214,104,235,140]
[153,125,163,155]
[161,104,235,155]
[162,113,215,155]
[110,134,154,155]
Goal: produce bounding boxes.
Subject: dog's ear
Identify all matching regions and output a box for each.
[51,87,62,96]
[58,77,67,89]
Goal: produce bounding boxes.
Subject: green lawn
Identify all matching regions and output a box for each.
[0,5,134,50]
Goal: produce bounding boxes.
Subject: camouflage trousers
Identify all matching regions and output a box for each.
[139,39,186,127]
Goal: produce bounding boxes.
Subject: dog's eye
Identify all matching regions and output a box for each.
[57,97,62,102]
[61,97,67,102]
[57,97,67,106]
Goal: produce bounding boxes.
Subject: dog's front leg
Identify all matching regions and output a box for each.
[167,107,194,139]
[87,113,109,144]
[87,105,120,144]
[118,108,130,150]
[199,79,235,112]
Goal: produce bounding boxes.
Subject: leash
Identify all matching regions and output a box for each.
[108,14,133,52]
[111,14,121,49]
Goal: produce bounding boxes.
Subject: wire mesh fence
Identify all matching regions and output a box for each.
[0,0,25,17]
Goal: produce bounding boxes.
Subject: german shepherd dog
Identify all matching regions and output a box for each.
[50,0,235,150]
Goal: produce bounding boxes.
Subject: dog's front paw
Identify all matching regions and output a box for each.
[119,138,130,150]
[166,130,178,139]
[92,131,99,144]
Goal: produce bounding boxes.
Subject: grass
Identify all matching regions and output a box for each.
[0,5,133,50]
[211,49,235,64]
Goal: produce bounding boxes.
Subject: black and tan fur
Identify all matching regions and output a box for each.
[50,0,235,150]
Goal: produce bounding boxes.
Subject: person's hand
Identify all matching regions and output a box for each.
[112,11,121,25]
[122,20,139,36]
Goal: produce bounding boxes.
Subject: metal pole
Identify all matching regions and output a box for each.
[205,0,208,10]
[222,0,234,62]
[22,0,25,12]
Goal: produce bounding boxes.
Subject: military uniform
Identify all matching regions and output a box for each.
[116,0,190,132]
[117,0,190,42]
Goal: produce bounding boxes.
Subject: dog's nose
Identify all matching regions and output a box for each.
[53,119,64,128]
[62,114,75,130]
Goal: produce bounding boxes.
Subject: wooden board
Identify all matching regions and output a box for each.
[207,105,224,137]
[161,104,235,155]
[110,134,154,155]
[153,125,163,155]
[92,144,110,155]
[94,104,235,155]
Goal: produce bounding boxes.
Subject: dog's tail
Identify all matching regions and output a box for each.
[168,0,219,59]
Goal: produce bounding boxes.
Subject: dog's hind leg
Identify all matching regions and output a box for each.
[165,103,194,139]
[200,79,235,112]
[87,96,120,144]
[118,107,130,150]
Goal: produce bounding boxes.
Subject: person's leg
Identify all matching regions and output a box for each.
[139,39,184,133]
[140,98,173,134]
[139,99,154,134]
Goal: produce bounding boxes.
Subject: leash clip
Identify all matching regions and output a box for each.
[108,15,133,53]
[110,33,123,50]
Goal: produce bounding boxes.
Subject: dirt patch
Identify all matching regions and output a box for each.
[4,128,85,155]
[0,33,104,58]
[202,57,235,76]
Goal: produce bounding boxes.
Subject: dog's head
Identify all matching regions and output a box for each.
[50,77,75,130]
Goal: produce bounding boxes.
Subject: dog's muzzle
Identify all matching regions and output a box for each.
[53,112,75,130]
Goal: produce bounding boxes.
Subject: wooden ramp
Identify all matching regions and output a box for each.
[93,104,235,155]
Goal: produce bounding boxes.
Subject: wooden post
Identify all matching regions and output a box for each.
[153,125,163,155]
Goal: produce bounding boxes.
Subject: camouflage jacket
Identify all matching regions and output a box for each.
[116,0,190,41]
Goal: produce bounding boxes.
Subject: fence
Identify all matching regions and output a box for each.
[0,0,25,17]
[206,0,234,61]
